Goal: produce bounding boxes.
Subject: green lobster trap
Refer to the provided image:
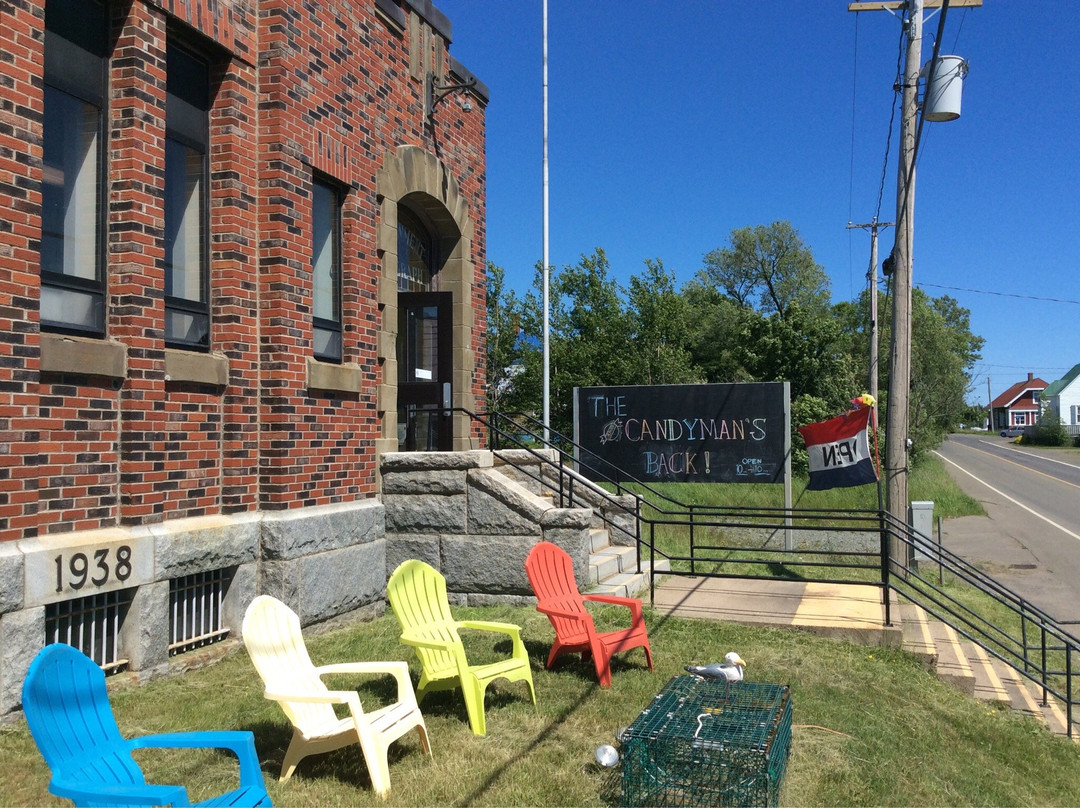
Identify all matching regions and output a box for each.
[620,676,792,808]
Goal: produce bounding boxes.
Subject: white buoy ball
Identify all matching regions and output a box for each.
[595,744,619,767]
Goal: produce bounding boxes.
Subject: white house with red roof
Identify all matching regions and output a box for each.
[990,373,1048,432]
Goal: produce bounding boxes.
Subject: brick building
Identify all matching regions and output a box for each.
[0,0,489,715]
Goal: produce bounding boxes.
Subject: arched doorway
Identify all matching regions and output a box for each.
[396,205,451,451]
[375,146,477,459]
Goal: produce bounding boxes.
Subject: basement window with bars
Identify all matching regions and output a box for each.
[45,589,133,674]
[169,568,232,656]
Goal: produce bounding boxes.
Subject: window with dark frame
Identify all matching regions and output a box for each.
[164,43,210,350]
[397,207,435,293]
[312,176,343,363]
[41,0,108,336]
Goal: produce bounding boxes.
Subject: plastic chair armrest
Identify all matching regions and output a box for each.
[131,730,265,790]
[264,688,349,705]
[583,593,644,618]
[400,630,457,651]
[50,778,189,807]
[536,603,591,622]
[314,660,416,702]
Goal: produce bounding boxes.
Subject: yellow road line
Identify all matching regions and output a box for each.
[953,441,1080,491]
[932,450,1080,543]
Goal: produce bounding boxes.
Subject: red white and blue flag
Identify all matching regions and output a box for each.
[798,406,879,491]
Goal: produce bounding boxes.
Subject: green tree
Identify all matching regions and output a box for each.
[730,303,858,411]
[625,259,700,385]
[545,250,634,435]
[878,290,984,460]
[682,275,752,383]
[702,221,831,320]
[957,403,989,430]
[484,262,531,416]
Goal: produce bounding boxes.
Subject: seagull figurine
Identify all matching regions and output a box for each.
[685,651,746,682]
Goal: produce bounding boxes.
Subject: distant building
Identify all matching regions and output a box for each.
[1040,364,1080,427]
[990,373,1047,432]
[0,0,489,715]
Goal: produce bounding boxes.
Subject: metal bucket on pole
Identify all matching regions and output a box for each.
[922,55,967,122]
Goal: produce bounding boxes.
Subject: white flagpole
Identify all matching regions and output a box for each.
[541,0,550,441]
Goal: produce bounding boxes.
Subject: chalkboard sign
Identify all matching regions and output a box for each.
[573,383,789,484]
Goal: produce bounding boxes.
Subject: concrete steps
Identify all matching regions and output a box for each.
[900,600,1078,739]
[930,619,976,696]
[962,641,1009,704]
[586,527,669,600]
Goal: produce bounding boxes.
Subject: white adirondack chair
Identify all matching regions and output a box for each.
[241,595,431,799]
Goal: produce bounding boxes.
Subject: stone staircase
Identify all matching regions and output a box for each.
[490,449,667,600]
[899,601,1078,739]
[585,526,670,599]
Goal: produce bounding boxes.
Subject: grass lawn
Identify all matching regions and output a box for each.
[3,603,1079,807]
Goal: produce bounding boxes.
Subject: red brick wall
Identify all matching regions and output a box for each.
[0,0,47,538]
[0,0,487,540]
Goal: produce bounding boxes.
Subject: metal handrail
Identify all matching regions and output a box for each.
[462,408,1080,737]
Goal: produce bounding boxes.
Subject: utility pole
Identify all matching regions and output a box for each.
[849,0,979,572]
[987,377,992,431]
[886,0,920,562]
[847,220,894,406]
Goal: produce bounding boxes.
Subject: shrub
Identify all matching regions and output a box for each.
[1029,413,1070,446]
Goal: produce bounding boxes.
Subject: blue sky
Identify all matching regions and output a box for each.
[436,1,1080,404]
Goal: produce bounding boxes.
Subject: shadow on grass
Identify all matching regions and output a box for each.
[247,715,432,793]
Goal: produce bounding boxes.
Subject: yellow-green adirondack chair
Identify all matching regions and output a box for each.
[386,559,536,736]
[241,595,431,799]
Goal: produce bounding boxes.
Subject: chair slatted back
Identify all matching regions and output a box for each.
[387,560,462,678]
[525,542,592,644]
[22,644,145,788]
[242,596,346,735]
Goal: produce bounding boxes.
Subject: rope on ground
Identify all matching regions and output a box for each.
[792,724,854,739]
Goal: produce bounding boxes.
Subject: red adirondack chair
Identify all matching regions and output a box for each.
[524,541,653,688]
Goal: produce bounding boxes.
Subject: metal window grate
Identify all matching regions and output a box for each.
[169,568,232,656]
[45,589,133,673]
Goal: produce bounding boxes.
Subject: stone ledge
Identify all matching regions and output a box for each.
[165,348,228,387]
[307,357,364,394]
[40,333,126,379]
[381,450,493,472]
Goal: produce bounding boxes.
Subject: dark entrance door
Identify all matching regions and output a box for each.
[398,291,452,451]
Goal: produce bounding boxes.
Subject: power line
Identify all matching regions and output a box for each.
[874,20,905,224]
[971,363,1072,373]
[917,282,1080,306]
[848,12,860,299]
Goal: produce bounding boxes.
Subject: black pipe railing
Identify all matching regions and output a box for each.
[461,408,1080,737]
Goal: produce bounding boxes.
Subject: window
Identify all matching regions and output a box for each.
[397,207,434,292]
[312,177,342,362]
[169,568,231,656]
[164,44,210,349]
[41,0,107,335]
[46,589,134,673]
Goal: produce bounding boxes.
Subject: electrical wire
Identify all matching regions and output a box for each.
[917,283,1080,306]
[874,19,906,224]
[849,12,859,227]
[848,12,860,299]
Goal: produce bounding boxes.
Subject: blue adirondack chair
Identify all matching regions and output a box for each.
[22,643,272,807]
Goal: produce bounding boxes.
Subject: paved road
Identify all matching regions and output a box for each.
[933,433,1080,623]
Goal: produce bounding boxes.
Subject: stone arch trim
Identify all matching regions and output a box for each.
[375,145,476,459]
